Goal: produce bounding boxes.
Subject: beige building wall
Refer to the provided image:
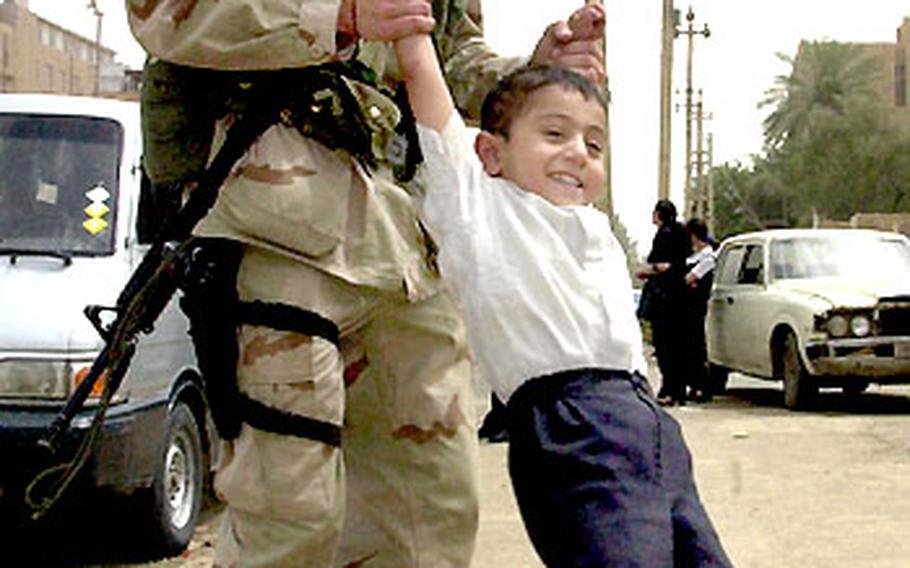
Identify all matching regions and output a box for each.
[0,0,117,95]
[857,43,899,106]
[791,17,910,131]
[895,18,910,108]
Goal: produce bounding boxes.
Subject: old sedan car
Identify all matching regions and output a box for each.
[706,228,910,409]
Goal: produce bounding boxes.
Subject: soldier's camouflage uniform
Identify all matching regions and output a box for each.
[127,0,523,566]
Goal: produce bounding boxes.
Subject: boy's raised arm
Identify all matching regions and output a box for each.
[395,35,455,132]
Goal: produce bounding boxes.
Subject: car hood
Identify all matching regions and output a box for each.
[0,257,126,352]
[773,277,910,309]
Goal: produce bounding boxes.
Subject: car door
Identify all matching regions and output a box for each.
[707,244,746,368]
[709,242,769,375]
[729,243,770,375]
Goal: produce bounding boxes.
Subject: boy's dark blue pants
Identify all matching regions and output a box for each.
[506,368,732,567]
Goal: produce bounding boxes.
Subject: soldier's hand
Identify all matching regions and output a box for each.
[531,2,605,85]
[355,0,436,42]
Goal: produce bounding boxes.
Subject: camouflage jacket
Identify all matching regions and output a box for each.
[128,0,524,293]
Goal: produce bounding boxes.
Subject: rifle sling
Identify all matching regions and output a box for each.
[237,300,340,348]
[238,393,342,447]
[234,300,342,446]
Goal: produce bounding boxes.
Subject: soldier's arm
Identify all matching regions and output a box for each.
[440,0,606,121]
[127,0,361,70]
[436,0,522,122]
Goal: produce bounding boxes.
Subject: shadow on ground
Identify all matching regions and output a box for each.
[1,496,223,566]
[714,385,910,416]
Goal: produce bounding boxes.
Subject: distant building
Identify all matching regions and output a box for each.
[850,213,910,237]
[0,0,132,95]
[895,18,910,107]
[794,17,910,115]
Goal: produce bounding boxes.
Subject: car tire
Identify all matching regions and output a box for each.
[142,402,204,556]
[782,332,815,410]
[708,363,729,394]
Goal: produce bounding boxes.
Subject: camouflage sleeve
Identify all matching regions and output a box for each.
[127,0,346,70]
[434,0,527,121]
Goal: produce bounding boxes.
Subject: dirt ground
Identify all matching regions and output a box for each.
[148,372,910,568]
[12,371,910,567]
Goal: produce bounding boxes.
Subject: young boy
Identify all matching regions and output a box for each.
[393,18,732,567]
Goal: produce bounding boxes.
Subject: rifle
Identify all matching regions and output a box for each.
[28,61,389,517]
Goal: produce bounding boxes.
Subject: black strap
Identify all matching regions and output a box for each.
[238,393,342,447]
[237,301,340,347]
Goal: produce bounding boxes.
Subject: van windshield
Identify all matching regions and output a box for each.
[0,113,122,257]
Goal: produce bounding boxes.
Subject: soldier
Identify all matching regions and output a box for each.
[126,0,605,565]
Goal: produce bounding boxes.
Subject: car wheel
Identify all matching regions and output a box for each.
[781,332,815,410]
[143,402,204,556]
[708,363,729,395]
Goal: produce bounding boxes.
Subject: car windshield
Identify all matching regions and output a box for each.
[0,113,122,257]
[770,234,910,281]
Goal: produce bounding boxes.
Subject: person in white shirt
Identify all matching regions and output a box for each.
[390,7,732,566]
[685,218,718,402]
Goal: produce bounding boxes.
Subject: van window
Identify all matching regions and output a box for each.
[0,113,122,256]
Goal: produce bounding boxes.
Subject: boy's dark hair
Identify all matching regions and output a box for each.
[685,218,709,242]
[480,65,607,138]
[654,199,677,225]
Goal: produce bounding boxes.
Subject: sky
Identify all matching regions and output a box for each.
[27,0,910,255]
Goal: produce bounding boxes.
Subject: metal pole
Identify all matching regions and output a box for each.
[600,3,613,217]
[657,0,675,201]
[706,132,715,234]
[677,6,709,218]
[684,10,694,217]
[695,89,705,218]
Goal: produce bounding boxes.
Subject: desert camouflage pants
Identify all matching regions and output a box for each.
[212,246,479,568]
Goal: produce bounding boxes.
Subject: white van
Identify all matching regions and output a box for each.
[0,94,213,554]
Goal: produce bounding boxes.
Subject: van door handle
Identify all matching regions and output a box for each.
[726,297,734,305]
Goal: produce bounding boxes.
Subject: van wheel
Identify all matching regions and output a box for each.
[143,402,203,556]
[781,332,815,410]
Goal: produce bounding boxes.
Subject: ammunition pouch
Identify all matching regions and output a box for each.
[178,238,342,447]
[141,58,414,190]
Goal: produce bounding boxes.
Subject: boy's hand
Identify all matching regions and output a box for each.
[355,0,436,42]
[531,1,606,85]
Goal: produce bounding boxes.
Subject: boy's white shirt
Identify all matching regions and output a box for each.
[687,245,717,280]
[415,113,648,402]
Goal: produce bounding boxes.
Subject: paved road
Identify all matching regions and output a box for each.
[11,373,910,567]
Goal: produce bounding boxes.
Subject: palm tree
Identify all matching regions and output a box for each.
[760,40,883,150]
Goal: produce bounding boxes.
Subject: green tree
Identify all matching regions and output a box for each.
[760,41,883,151]
[609,212,640,280]
[712,39,910,233]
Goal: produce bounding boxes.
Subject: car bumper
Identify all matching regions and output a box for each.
[806,336,910,379]
[0,399,166,512]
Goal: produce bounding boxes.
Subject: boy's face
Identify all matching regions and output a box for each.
[476,85,605,207]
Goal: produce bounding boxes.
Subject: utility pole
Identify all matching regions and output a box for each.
[88,0,103,95]
[706,133,715,235]
[599,5,613,217]
[657,0,676,201]
[694,89,706,219]
[678,6,709,219]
